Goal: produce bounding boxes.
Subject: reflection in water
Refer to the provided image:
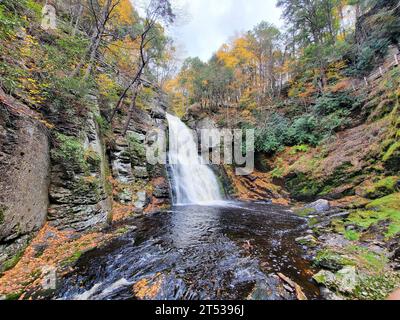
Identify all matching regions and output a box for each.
[56,202,320,300]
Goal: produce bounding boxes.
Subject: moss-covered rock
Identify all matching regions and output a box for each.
[314,249,355,271]
[295,235,318,247]
[366,193,400,211]
[85,148,102,172]
[127,133,146,166]
[285,173,322,200]
[383,141,400,172]
[51,133,88,173]
[313,266,359,294]
[0,247,25,273]
[344,194,400,239]
[362,176,399,199]
[382,107,400,173]
[294,207,316,217]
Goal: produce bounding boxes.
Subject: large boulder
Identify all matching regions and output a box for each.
[313,266,358,294]
[305,199,330,213]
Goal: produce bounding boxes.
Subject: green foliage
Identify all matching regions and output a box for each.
[95,115,112,137]
[290,144,309,155]
[347,4,400,75]
[319,109,351,135]
[288,115,320,146]
[46,77,94,111]
[0,0,41,37]
[271,158,285,178]
[352,39,391,75]
[255,113,290,154]
[314,91,357,116]
[254,106,353,156]
[52,133,88,172]
[0,5,22,38]
[344,229,361,241]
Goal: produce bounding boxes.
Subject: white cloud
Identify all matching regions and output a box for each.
[130,0,283,62]
[170,0,283,61]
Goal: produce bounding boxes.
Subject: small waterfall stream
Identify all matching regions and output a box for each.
[166,113,223,205]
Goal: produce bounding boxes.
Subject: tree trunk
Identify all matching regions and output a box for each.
[70,0,112,78]
[122,88,140,136]
[72,4,83,36]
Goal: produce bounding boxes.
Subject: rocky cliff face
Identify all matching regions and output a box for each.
[0,86,171,272]
[111,87,171,213]
[47,108,112,232]
[0,96,50,270]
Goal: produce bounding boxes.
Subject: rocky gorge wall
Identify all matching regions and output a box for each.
[0,86,171,272]
[0,95,50,270]
[110,87,171,213]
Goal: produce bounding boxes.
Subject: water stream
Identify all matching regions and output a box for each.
[55,114,320,300]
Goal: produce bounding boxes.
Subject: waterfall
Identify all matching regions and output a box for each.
[166,113,223,205]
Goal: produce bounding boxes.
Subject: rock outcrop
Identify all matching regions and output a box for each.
[0,98,50,270]
[47,108,112,231]
[111,88,171,212]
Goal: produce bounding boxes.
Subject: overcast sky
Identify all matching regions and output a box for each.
[132,0,283,62]
[171,0,283,61]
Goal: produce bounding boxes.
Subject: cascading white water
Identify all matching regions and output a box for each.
[166,113,223,205]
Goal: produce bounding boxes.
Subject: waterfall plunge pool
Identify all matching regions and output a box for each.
[56,201,320,300]
[55,115,321,300]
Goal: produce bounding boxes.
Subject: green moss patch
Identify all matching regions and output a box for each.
[0,248,25,273]
[344,229,361,241]
[52,133,88,173]
[314,249,355,271]
[366,193,400,211]
[126,134,146,165]
[363,176,399,199]
[285,173,322,200]
[346,245,388,273]
[315,245,388,274]
[342,193,400,239]
[84,148,102,172]
[60,250,83,267]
